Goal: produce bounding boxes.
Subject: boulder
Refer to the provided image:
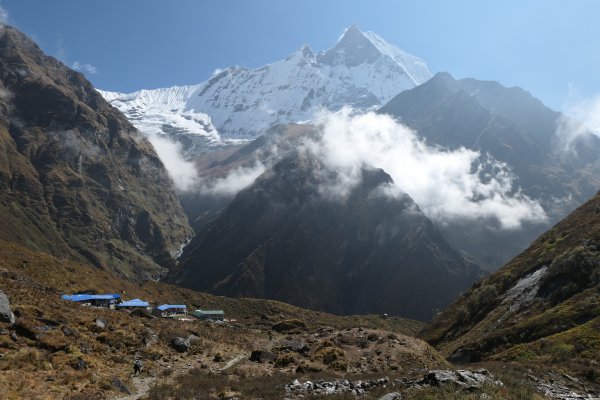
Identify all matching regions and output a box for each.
[95,318,107,329]
[420,369,496,390]
[171,337,190,353]
[378,393,401,400]
[274,338,309,353]
[0,290,15,324]
[250,350,277,363]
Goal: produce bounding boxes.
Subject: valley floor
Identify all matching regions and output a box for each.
[0,240,599,399]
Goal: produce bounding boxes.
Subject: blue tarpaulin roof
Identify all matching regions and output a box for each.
[157,304,186,311]
[117,299,149,307]
[62,294,120,302]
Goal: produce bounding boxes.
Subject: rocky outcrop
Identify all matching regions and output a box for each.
[0,289,15,324]
[285,370,500,397]
[0,26,192,279]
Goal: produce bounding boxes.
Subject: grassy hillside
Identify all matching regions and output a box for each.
[0,240,433,399]
[420,191,600,379]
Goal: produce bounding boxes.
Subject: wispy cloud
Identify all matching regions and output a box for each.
[72,61,98,75]
[555,86,600,153]
[0,3,8,34]
[144,133,198,192]
[303,109,547,229]
[0,7,7,25]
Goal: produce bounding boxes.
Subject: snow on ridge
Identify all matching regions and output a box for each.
[100,26,432,148]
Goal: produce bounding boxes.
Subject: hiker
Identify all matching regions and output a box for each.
[133,358,143,376]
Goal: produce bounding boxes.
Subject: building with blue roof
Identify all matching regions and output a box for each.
[117,299,150,310]
[61,293,121,308]
[154,304,187,317]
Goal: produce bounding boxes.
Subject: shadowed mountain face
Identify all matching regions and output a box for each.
[379,72,600,268]
[169,152,483,321]
[0,26,192,279]
[420,191,600,368]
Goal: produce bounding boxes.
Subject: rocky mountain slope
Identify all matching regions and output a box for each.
[169,151,483,321]
[100,25,431,151]
[420,190,600,377]
[0,26,192,279]
[379,72,600,268]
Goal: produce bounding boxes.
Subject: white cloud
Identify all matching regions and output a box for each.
[212,68,224,76]
[71,61,98,75]
[556,87,600,153]
[303,108,547,229]
[144,133,198,192]
[0,4,8,25]
[199,162,267,196]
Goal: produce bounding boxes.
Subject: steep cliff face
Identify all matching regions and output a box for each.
[0,26,192,279]
[170,152,483,321]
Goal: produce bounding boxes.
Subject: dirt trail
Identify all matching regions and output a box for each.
[114,375,155,400]
[113,353,248,399]
[220,353,248,371]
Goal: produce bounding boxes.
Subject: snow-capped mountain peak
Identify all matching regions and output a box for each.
[100,26,431,151]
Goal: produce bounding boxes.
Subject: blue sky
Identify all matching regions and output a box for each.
[3,0,600,111]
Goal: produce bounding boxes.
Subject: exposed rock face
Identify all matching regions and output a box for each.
[170,152,482,321]
[0,289,15,324]
[379,72,600,268]
[0,26,192,279]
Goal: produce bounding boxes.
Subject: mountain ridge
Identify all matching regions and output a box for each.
[420,190,600,374]
[99,26,431,152]
[169,150,483,321]
[0,25,193,279]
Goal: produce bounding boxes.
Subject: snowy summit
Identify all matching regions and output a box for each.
[99,25,431,151]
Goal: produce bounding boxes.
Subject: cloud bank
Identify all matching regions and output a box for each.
[303,109,546,229]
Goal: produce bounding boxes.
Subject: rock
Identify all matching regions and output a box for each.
[74,356,87,371]
[111,377,131,395]
[274,339,309,354]
[94,318,106,329]
[249,350,277,363]
[0,290,15,324]
[61,325,74,337]
[378,392,401,400]
[419,369,498,391]
[171,337,190,353]
[213,353,224,362]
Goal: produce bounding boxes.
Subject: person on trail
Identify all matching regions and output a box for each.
[133,358,143,376]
